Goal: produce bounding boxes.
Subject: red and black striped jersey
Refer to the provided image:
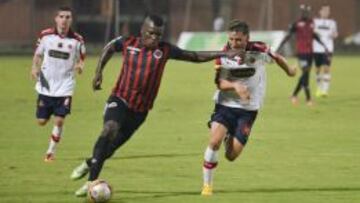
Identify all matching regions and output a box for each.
[289,18,315,54]
[110,36,183,112]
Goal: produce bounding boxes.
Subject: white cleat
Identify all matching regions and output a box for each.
[75,181,90,197]
[71,161,89,180]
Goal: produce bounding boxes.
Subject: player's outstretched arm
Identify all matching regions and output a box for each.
[313,33,329,53]
[276,33,292,53]
[276,23,295,53]
[92,41,118,91]
[173,49,243,63]
[271,52,297,77]
[31,54,42,80]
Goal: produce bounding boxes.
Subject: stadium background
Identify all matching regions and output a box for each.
[0,0,360,54]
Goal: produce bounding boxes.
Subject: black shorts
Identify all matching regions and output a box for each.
[209,104,258,145]
[297,54,313,69]
[36,94,72,119]
[314,53,332,67]
[104,96,148,139]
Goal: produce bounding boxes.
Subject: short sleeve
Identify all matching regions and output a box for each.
[332,20,338,34]
[35,37,45,56]
[79,41,86,61]
[110,36,124,52]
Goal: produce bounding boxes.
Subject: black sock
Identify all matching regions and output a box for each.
[88,136,110,181]
[104,131,133,159]
[293,75,303,96]
[303,71,311,101]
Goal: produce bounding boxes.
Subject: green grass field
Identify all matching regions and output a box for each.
[0,55,359,203]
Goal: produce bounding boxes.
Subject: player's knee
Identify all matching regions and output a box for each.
[225,153,237,162]
[37,119,48,126]
[54,119,64,127]
[102,120,119,139]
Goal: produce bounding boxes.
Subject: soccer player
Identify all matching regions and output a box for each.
[277,4,328,106]
[201,20,296,196]
[70,14,242,197]
[30,6,85,162]
[313,4,338,97]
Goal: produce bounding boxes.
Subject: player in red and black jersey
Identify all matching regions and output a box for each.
[277,4,328,106]
[70,14,242,197]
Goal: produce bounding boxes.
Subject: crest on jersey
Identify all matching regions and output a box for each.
[153,49,163,59]
[68,44,73,49]
[58,43,63,48]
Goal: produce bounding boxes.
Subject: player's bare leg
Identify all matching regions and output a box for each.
[202,122,227,196]
[37,118,48,126]
[224,137,244,161]
[44,116,64,162]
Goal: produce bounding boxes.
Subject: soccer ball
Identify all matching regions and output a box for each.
[87,180,112,203]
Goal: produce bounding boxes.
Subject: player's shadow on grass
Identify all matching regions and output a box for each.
[112,186,360,202]
[68,152,200,161]
[111,152,200,160]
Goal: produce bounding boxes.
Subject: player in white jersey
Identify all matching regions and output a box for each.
[30,6,86,162]
[201,20,296,196]
[313,4,338,97]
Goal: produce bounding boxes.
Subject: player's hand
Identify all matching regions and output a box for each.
[287,65,297,77]
[31,68,39,80]
[226,49,246,59]
[92,73,103,91]
[234,83,250,103]
[75,61,84,75]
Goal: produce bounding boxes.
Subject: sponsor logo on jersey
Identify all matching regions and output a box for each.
[153,49,163,59]
[48,50,70,60]
[229,67,256,78]
[127,46,141,55]
[318,25,330,30]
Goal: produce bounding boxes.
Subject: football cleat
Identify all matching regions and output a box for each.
[306,100,314,107]
[321,92,329,97]
[71,161,90,180]
[44,153,55,162]
[201,184,213,196]
[315,88,323,98]
[290,96,299,106]
[75,181,90,197]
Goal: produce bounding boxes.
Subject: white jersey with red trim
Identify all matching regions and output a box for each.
[35,28,86,97]
[313,18,337,53]
[213,41,272,110]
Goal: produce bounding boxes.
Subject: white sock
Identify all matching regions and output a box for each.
[316,73,323,90]
[203,146,218,186]
[322,73,331,93]
[46,125,62,154]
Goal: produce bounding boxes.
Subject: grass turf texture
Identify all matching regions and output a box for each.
[0,56,359,202]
